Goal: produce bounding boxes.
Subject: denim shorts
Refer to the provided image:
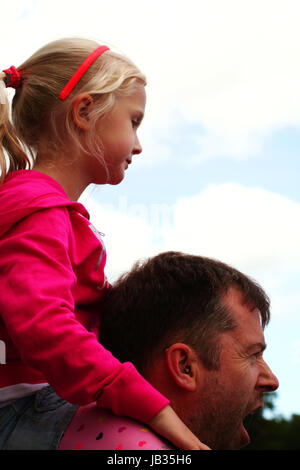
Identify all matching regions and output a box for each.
[0,386,78,450]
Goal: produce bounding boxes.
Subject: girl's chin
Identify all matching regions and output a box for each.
[107,173,125,186]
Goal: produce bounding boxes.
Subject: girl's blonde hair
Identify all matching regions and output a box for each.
[0,37,146,184]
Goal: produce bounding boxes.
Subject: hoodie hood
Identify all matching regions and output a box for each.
[0,170,89,237]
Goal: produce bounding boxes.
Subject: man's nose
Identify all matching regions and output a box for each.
[258,359,279,393]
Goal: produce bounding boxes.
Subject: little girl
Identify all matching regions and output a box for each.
[0,38,209,450]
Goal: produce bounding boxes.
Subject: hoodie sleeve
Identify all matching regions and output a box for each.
[0,207,169,423]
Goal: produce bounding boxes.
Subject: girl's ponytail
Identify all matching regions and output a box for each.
[0,72,30,185]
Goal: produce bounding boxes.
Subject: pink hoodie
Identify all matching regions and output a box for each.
[0,170,169,422]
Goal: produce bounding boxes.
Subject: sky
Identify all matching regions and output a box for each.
[1,0,300,420]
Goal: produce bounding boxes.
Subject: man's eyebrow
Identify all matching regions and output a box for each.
[246,342,267,354]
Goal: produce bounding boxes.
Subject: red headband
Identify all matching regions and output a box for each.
[2,66,22,89]
[58,45,110,100]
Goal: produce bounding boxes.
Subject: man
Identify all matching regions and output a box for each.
[59,251,279,450]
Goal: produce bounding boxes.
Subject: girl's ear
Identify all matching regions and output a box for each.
[72,93,94,130]
[165,343,197,392]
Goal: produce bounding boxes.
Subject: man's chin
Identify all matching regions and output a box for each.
[223,423,250,450]
[204,423,251,450]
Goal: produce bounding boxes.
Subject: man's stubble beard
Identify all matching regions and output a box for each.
[185,376,244,450]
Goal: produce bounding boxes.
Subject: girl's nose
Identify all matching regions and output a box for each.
[133,135,142,155]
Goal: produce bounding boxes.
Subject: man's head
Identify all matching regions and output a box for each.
[99,251,279,449]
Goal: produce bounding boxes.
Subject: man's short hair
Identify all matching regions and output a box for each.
[99,251,270,372]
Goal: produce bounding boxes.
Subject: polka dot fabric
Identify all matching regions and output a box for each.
[59,403,173,450]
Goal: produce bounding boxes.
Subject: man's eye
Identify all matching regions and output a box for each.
[252,352,262,362]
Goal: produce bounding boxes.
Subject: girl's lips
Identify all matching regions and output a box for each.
[125,158,132,169]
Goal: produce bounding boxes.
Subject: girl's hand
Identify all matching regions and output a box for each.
[148,404,211,450]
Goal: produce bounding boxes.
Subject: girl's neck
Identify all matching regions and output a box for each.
[33,158,89,201]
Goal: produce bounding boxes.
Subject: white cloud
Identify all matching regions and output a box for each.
[81,183,300,320]
[135,0,300,160]
[165,183,300,270]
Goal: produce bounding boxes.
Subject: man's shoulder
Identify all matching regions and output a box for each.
[59,403,173,450]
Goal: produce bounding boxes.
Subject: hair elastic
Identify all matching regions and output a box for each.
[2,66,22,89]
[58,45,110,101]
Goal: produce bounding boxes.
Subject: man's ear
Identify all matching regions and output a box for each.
[72,93,94,130]
[165,343,198,392]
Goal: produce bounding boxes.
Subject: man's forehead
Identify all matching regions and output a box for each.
[223,287,266,344]
[223,287,257,314]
